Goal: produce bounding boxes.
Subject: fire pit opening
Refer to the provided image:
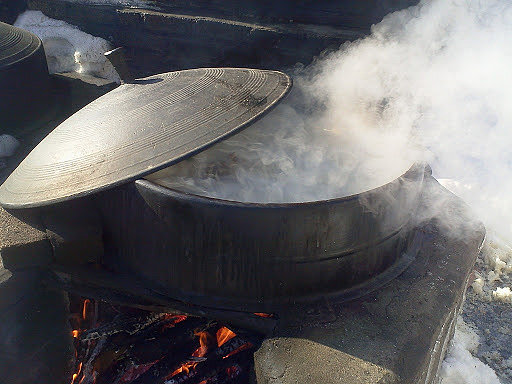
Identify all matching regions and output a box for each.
[68,294,264,384]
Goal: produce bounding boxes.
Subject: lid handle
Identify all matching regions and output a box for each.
[105,47,134,83]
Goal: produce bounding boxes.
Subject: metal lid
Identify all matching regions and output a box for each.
[0,68,292,208]
[0,22,42,68]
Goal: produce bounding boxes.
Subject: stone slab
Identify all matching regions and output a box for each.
[0,265,73,384]
[26,0,369,77]
[254,176,485,384]
[51,72,118,114]
[0,0,27,24]
[0,207,52,270]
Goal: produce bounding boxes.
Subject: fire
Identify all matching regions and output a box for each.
[223,342,253,359]
[72,330,79,338]
[169,361,197,377]
[82,299,91,320]
[70,362,82,384]
[161,314,188,330]
[168,330,213,378]
[254,312,273,318]
[192,331,211,357]
[216,327,236,347]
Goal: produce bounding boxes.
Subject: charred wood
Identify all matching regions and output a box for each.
[47,264,277,334]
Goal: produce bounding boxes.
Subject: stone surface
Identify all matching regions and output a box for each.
[51,72,118,115]
[254,177,485,384]
[26,0,417,78]
[0,265,73,384]
[462,249,512,382]
[0,0,26,24]
[0,207,52,270]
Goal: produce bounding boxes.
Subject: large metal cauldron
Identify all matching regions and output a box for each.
[96,162,426,311]
[0,22,51,131]
[0,66,427,312]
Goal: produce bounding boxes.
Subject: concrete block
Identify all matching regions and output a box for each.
[254,177,485,384]
[0,267,73,384]
[0,207,52,270]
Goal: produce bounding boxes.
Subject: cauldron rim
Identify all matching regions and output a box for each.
[140,161,427,208]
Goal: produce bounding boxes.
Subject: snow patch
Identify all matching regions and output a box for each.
[440,318,502,384]
[14,10,119,82]
[492,287,512,303]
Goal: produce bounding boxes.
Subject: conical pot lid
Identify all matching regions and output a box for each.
[0,68,292,208]
[0,22,42,68]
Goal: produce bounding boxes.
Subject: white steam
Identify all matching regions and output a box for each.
[150,2,512,377]
[150,0,512,241]
[148,101,416,203]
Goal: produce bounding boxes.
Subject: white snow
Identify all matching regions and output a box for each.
[440,318,502,384]
[14,10,119,82]
[492,287,512,304]
[471,275,485,296]
[0,135,20,158]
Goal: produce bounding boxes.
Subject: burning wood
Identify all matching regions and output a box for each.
[69,297,260,384]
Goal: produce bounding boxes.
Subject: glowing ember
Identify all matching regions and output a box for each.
[161,314,188,330]
[254,312,273,318]
[216,327,236,347]
[192,330,214,358]
[69,299,258,384]
[82,299,91,320]
[169,361,198,378]
[224,343,253,359]
[70,362,82,384]
[168,330,214,379]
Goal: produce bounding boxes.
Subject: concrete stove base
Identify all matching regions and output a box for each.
[254,176,485,384]
[0,163,484,383]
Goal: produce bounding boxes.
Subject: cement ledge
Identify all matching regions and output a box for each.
[254,177,485,384]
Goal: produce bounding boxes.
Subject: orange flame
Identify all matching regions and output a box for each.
[254,312,273,318]
[223,342,253,359]
[72,330,79,338]
[169,361,197,377]
[216,327,236,347]
[70,362,82,384]
[161,314,188,330]
[192,331,210,357]
[167,330,213,379]
[82,299,90,320]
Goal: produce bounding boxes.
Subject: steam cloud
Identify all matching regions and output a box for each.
[150,0,512,244]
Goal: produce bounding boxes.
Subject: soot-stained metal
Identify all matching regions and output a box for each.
[0,22,51,132]
[0,67,291,208]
